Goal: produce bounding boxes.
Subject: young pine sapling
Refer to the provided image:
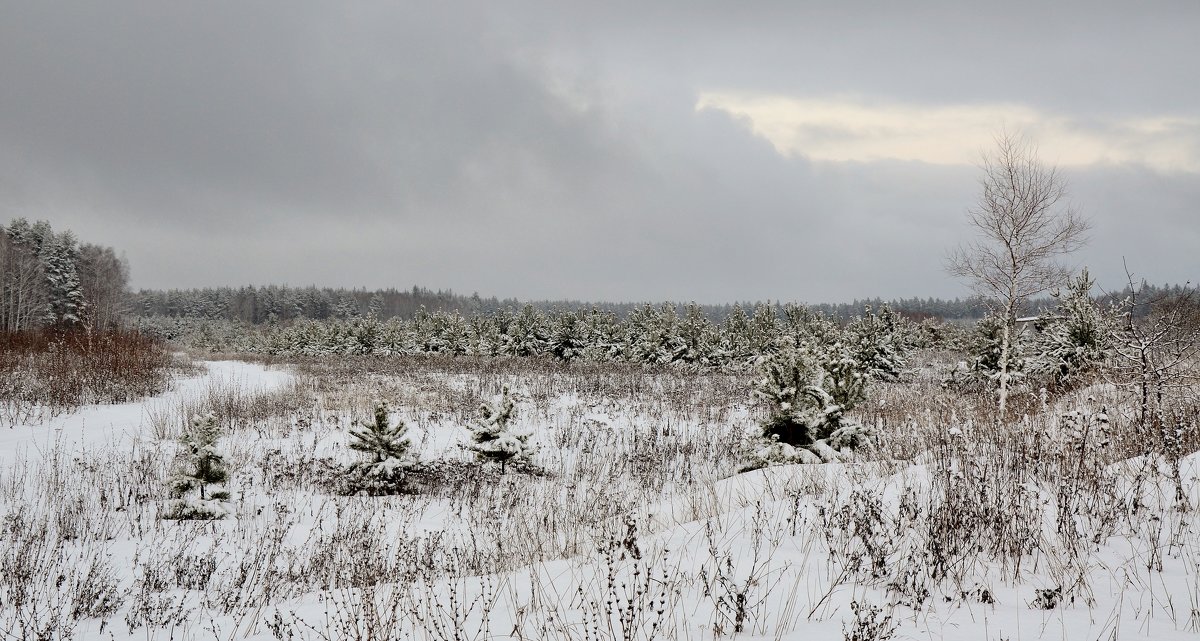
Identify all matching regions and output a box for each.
[343,400,413,495]
[166,412,230,519]
[468,386,534,473]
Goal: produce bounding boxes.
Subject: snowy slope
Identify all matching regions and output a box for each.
[3,361,1199,640]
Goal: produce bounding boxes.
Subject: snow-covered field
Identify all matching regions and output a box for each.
[0,360,292,467]
[2,357,1199,640]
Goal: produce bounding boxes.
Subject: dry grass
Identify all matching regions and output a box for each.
[2,350,1199,640]
[0,328,179,426]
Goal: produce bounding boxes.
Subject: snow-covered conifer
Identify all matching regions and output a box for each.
[718,303,754,366]
[627,304,686,365]
[40,231,84,325]
[367,293,385,319]
[747,340,875,469]
[341,400,413,495]
[970,314,1025,383]
[502,305,548,357]
[581,308,624,362]
[677,303,715,366]
[333,295,360,319]
[350,401,411,462]
[845,304,907,381]
[166,412,230,519]
[468,386,533,472]
[780,303,838,349]
[548,310,589,362]
[748,302,780,356]
[440,311,472,355]
[468,313,503,356]
[1030,269,1114,389]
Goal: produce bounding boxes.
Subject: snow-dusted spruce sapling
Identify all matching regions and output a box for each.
[341,400,413,495]
[468,386,534,473]
[746,340,876,469]
[165,412,230,519]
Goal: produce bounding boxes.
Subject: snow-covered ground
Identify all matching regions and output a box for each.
[0,360,292,467]
[2,359,1198,640]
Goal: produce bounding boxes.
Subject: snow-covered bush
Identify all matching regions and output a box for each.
[844,305,907,381]
[827,421,882,453]
[746,340,876,469]
[1058,405,1111,451]
[165,412,231,520]
[1029,269,1114,389]
[958,314,1026,393]
[468,386,534,473]
[547,310,588,362]
[334,400,413,496]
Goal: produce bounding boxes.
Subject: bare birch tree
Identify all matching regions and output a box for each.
[947,132,1091,418]
[0,231,49,332]
[78,243,131,331]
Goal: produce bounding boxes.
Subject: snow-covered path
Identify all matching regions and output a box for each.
[0,360,292,467]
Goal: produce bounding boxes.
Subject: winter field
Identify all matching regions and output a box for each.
[2,349,1199,641]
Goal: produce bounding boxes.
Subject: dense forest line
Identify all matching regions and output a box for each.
[4,217,1187,333]
[132,281,1188,326]
[132,285,999,324]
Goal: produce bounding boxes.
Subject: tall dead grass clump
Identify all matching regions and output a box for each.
[0,328,176,425]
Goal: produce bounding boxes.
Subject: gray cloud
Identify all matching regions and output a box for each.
[0,0,1196,302]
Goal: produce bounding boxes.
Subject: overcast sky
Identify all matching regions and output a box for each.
[1,1,1196,303]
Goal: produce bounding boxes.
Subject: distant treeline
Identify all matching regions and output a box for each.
[134,282,1191,326]
[6,216,1187,332]
[133,285,1003,325]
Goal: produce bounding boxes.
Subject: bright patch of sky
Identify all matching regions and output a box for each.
[697,93,1200,173]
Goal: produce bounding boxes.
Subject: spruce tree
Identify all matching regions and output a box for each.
[39,231,84,326]
[367,293,385,318]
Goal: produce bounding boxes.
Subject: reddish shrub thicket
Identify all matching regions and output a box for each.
[0,328,173,411]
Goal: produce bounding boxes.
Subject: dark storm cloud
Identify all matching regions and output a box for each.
[0,0,1196,302]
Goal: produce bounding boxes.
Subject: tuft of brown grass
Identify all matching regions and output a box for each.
[0,328,176,424]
